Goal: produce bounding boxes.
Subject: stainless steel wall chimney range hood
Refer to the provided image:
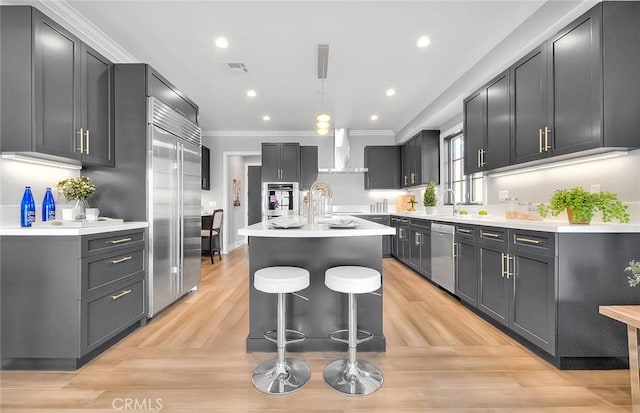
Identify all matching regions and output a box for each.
[318,128,368,174]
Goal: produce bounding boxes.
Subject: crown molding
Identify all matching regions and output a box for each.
[202,129,395,138]
[34,0,138,63]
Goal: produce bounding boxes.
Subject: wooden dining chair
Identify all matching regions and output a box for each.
[201,209,223,264]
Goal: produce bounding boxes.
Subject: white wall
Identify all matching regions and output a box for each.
[0,159,80,227]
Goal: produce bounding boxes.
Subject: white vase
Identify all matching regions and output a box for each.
[425,206,437,215]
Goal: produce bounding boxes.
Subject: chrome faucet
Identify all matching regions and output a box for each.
[308,181,333,223]
[445,189,459,215]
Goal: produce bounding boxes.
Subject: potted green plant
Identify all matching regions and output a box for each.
[537,186,630,224]
[423,181,437,215]
[626,260,640,287]
[56,176,96,220]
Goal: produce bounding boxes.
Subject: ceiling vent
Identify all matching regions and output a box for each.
[224,62,248,74]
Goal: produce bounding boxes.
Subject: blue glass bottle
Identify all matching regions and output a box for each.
[42,187,56,221]
[20,186,36,227]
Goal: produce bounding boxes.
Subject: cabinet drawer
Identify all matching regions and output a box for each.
[479,226,507,243]
[361,215,390,225]
[510,229,556,255]
[455,224,477,239]
[85,280,144,350]
[409,218,430,229]
[83,230,145,257]
[83,248,145,296]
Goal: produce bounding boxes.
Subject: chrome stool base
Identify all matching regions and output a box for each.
[252,358,311,395]
[323,358,383,396]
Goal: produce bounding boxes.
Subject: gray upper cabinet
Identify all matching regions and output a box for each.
[80,44,114,167]
[364,146,400,190]
[0,6,114,167]
[300,146,318,189]
[467,2,640,172]
[401,130,440,188]
[510,44,548,165]
[261,143,300,182]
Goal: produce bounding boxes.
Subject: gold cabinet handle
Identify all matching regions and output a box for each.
[505,254,512,279]
[85,129,90,154]
[111,256,132,264]
[480,149,485,167]
[538,128,543,153]
[108,237,132,244]
[477,149,481,168]
[411,173,415,184]
[77,128,84,153]
[111,289,132,300]
[483,232,499,238]
[457,228,471,234]
[501,253,506,278]
[516,237,540,245]
[544,127,551,151]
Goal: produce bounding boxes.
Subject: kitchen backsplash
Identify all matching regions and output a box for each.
[0,159,80,227]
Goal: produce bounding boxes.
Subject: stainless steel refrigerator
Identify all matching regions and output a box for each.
[147,97,202,317]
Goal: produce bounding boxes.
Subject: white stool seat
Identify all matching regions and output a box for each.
[255,266,310,294]
[325,266,381,294]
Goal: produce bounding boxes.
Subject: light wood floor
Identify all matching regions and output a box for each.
[1,246,632,412]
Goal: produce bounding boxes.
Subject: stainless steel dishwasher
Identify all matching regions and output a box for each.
[430,223,455,293]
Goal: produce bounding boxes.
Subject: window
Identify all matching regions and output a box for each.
[444,133,483,204]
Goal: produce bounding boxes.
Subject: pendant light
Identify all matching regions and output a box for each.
[316,44,330,135]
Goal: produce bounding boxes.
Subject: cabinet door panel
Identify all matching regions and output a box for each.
[420,230,431,277]
[409,229,420,269]
[455,240,478,306]
[261,143,280,181]
[549,8,602,155]
[81,45,114,166]
[485,72,511,169]
[33,12,81,159]
[280,143,300,182]
[511,45,547,164]
[300,146,318,189]
[463,91,485,174]
[478,244,509,326]
[364,146,400,189]
[510,251,556,355]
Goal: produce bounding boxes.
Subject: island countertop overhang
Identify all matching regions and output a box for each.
[238,216,395,238]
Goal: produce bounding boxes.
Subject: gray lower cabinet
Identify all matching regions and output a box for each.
[392,217,410,261]
[1,6,114,167]
[359,215,391,257]
[1,229,147,370]
[454,225,478,306]
[408,219,431,279]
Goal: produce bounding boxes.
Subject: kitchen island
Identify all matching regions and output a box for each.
[238,216,395,352]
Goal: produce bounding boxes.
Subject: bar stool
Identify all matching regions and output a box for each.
[324,266,383,396]
[252,266,311,395]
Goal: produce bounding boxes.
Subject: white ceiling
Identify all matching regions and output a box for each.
[57,1,546,133]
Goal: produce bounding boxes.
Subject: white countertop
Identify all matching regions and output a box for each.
[0,221,148,236]
[389,212,640,233]
[238,216,395,238]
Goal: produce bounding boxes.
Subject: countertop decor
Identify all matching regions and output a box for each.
[537,187,630,224]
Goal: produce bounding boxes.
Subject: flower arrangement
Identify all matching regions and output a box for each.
[56,176,96,201]
[626,260,640,287]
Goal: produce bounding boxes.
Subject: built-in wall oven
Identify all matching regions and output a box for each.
[263,182,299,218]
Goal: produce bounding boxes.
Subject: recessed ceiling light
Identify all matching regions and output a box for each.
[215,37,229,49]
[370,115,379,121]
[262,115,270,121]
[247,90,257,98]
[417,36,431,48]
[385,88,396,97]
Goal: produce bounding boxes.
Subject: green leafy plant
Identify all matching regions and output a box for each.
[56,176,96,201]
[537,187,630,224]
[423,181,437,207]
[625,260,640,287]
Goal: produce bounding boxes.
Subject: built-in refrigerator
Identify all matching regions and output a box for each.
[85,64,201,318]
[148,97,202,316]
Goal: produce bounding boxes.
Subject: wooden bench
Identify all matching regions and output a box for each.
[600,305,640,413]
